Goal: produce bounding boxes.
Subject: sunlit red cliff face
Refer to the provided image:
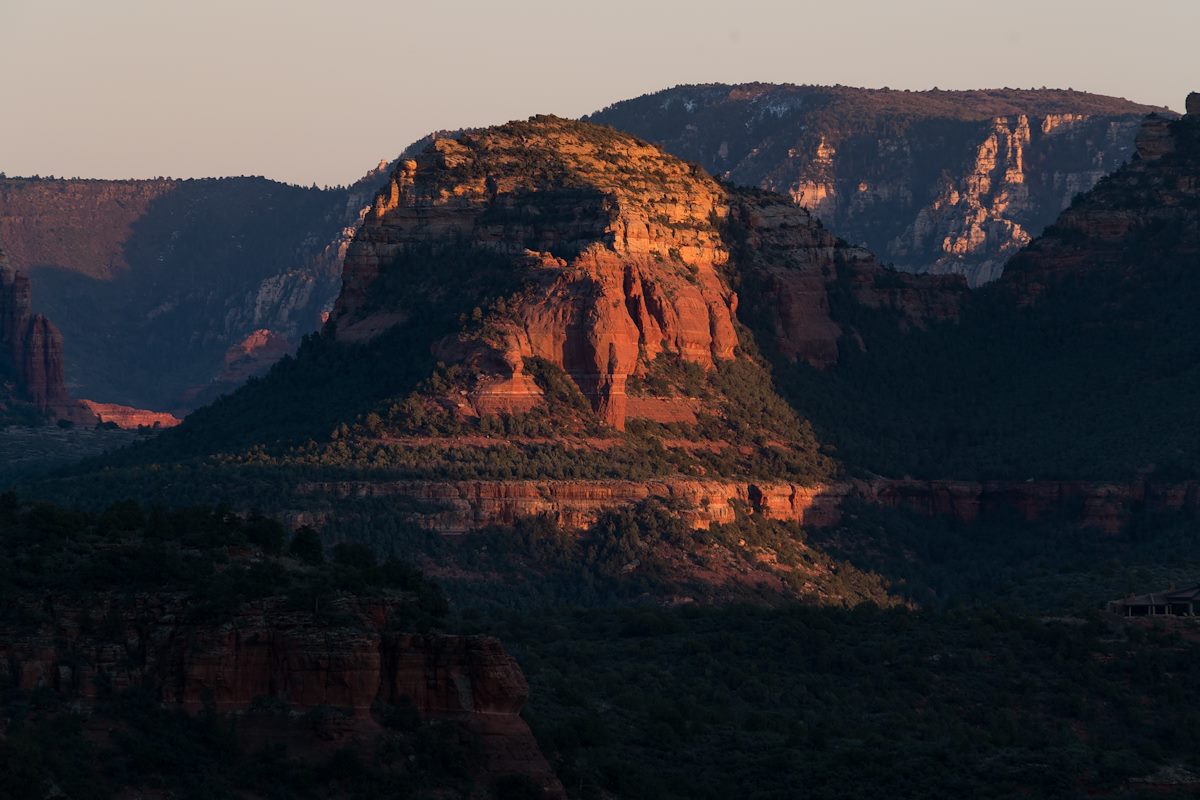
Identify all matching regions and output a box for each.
[332,115,964,429]
[0,243,94,424]
[588,84,1166,286]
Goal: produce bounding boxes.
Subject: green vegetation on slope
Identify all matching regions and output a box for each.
[749,257,1200,481]
[493,603,1200,800]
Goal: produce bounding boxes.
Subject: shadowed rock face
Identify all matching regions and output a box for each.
[331,116,964,429]
[0,243,93,424]
[1001,101,1200,300]
[587,84,1167,286]
[0,171,388,412]
[0,593,563,796]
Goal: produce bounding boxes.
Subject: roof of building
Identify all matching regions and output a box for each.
[1115,584,1200,606]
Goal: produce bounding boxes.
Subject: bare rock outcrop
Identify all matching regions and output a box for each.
[298,476,1200,537]
[80,399,181,429]
[1002,97,1200,301]
[0,243,94,423]
[331,116,964,425]
[333,118,743,429]
[587,84,1166,286]
[0,593,563,796]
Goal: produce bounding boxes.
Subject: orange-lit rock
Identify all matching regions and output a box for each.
[588,85,1164,286]
[81,400,181,429]
[333,118,740,430]
[299,478,851,532]
[299,476,1200,536]
[330,116,966,423]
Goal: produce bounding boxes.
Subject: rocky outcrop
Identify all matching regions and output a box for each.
[0,593,563,796]
[298,477,1200,536]
[80,399,181,429]
[300,477,850,531]
[1001,97,1200,301]
[587,84,1165,286]
[733,194,967,367]
[180,328,298,407]
[333,118,742,429]
[331,116,963,427]
[0,174,387,411]
[0,243,93,423]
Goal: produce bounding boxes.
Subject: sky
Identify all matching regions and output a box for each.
[1,0,1195,187]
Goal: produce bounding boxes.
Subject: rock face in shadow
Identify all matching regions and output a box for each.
[0,243,94,424]
[587,84,1166,286]
[0,593,563,796]
[1001,101,1200,301]
[0,169,389,412]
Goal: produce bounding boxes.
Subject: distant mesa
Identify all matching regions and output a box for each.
[588,84,1168,286]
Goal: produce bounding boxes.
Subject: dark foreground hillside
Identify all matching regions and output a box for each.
[745,102,1200,481]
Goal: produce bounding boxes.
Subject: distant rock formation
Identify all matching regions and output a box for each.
[0,170,390,412]
[332,116,962,429]
[80,399,181,429]
[1002,94,1200,299]
[587,84,1167,286]
[0,592,563,796]
[0,243,93,424]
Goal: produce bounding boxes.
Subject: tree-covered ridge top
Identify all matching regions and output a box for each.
[588,83,1171,123]
[388,114,726,203]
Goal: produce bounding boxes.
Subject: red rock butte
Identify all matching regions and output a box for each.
[331,115,964,430]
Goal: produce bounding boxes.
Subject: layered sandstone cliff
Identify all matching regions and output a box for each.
[297,476,1200,537]
[330,115,963,431]
[0,592,562,795]
[588,84,1165,286]
[81,399,181,429]
[333,117,741,429]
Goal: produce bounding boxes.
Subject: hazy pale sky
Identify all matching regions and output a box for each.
[2,0,1195,186]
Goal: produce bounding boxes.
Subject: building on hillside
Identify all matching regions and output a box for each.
[1107,585,1200,617]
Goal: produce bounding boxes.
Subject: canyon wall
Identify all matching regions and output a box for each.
[1001,99,1200,299]
[0,593,563,795]
[0,170,388,412]
[588,84,1164,286]
[296,477,1200,536]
